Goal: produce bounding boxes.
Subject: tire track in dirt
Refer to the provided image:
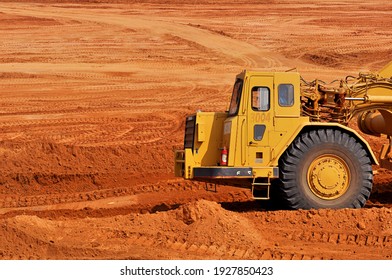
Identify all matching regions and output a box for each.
[285,230,392,248]
[0,108,183,146]
[0,181,248,215]
[0,4,286,69]
[122,233,259,259]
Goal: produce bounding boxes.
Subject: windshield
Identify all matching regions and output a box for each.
[228,79,243,116]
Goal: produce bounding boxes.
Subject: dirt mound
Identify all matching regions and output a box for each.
[3,201,391,260]
[174,200,263,248]
[0,216,60,259]
[0,200,262,259]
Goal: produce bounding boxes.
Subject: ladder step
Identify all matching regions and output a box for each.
[252,177,271,200]
[252,182,270,186]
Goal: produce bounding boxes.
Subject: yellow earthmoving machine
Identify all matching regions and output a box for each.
[174,62,392,209]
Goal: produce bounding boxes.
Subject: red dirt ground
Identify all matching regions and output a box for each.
[0,0,391,260]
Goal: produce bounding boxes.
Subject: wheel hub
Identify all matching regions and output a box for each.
[307,155,350,200]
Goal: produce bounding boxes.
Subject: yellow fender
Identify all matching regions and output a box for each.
[275,123,379,166]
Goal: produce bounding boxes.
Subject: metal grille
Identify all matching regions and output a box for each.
[184,115,196,150]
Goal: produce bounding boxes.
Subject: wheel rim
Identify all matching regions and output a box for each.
[307,154,350,200]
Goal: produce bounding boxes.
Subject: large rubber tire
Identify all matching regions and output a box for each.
[278,128,373,209]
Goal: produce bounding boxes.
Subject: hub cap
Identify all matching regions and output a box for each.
[307,154,350,200]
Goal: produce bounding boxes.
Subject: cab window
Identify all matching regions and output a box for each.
[228,79,243,116]
[278,84,294,107]
[251,87,270,111]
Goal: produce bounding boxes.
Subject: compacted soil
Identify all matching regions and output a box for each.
[0,0,391,260]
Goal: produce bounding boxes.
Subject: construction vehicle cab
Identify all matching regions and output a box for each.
[175,64,392,209]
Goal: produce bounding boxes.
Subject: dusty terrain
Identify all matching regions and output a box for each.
[0,0,392,260]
